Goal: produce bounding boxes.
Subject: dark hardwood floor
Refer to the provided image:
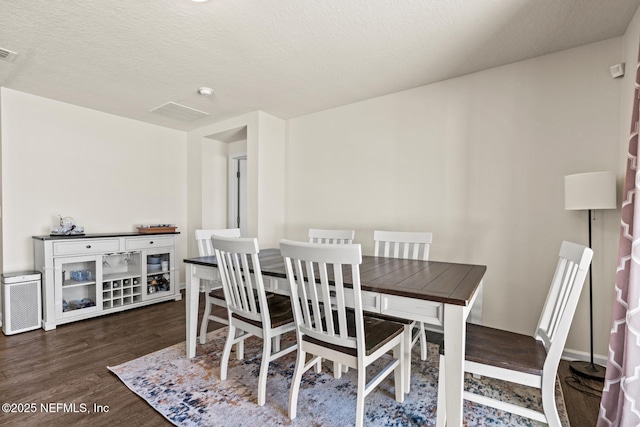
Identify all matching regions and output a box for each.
[0,291,602,426]
[558,360,603,426]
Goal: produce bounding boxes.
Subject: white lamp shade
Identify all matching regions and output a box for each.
[565,171,616,210]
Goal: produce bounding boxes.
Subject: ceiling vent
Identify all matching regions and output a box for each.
[0,47,18,62]
[149,102,209,122]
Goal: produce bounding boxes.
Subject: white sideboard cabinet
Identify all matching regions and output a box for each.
[33,232,181,330]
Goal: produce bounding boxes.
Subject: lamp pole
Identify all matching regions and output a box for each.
[569,209,606,381]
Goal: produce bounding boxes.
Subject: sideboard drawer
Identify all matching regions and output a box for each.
[53,239,120,256]
[125,236,174,250]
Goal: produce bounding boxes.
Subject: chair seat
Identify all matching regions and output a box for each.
[232,294,294,329]
[464,323,547,376]
[208,287,225,300]
[304,310,405,357]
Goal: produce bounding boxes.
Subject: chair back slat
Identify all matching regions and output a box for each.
[301,259,324,333]
[195,228,241,256]
[546,259,577,342]
[373,230,432,261]
[318,262,339,339]
[212,236,268,326]
[308,228,355,245]
[281,240,363,351]
[333,263,350,341]
[298,260,322,333]
[535,241,592,369]
[225,252,245,309]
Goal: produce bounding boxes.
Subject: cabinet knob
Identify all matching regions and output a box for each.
[86,245,91,249]
[149,241,154,244]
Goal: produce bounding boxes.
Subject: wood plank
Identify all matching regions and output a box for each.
[464,323,546,375]
[448,265,487,305]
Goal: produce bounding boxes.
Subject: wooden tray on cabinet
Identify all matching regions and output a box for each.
[137,225,177,234]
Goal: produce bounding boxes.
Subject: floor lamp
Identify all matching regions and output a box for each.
[564,171,616,381]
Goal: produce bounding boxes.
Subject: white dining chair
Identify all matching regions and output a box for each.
[308,227,355,376]
[436,241,593,427]
[373,230,432,361]
[280,239,405,427]
[308,228,355,244]
[213,235,297,407]
[195,228,241,344]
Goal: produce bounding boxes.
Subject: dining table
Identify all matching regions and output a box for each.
[183,248,486,427]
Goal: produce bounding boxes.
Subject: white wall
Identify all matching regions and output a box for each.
[0,88,188,276]
[622,4,640,168]
[187,111,286,253]
[187,112,257,257]
[200,138,246,231]
[0,89,3,275]
[200,138,230,230]
[285,38,623,359]
[255,112,286,247]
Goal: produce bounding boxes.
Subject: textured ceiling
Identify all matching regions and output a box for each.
[1,0,639,131]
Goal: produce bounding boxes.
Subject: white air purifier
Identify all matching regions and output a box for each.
[2,271,42,335]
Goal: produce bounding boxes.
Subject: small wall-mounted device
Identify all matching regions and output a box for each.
[610,63,625,79]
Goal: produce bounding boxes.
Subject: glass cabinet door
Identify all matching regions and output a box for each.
[54,255,101,319]
[144,248,174,300]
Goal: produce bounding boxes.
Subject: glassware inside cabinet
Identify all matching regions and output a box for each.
[57,258,98,316]
[102,252,142,310]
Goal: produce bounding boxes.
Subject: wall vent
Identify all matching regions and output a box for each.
[149,102,209,122]
[0,47,18,62]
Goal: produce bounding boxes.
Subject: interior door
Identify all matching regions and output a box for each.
[228,155,247,236]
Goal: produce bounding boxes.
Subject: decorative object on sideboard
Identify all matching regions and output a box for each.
[51,215,85,236]
[137,224,177,233]
[564,171,617,381]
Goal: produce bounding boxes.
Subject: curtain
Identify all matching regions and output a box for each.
[597,43,640,427]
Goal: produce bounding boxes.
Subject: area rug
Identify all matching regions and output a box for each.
[108,328,568,426]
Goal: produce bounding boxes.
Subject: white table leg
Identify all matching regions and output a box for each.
[404,324,412,394]
[186,264,200,359]
[443,303,466,427]
[468,281,483,325]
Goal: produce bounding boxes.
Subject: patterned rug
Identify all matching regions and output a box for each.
[108,328,568,426]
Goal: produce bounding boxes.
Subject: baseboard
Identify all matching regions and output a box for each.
[561,347,608,367]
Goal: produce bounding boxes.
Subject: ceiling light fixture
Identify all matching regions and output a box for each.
[191,0,208,2]
[198,87,213,96]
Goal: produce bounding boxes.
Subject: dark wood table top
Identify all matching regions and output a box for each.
[185,248,486,307]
